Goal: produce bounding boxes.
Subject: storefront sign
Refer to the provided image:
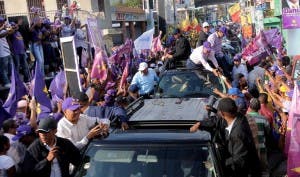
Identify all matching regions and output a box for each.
[112,13,146,21]
[256,3,267,10]
[282,8,300,29]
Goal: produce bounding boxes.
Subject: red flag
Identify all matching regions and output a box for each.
[91,50,108,82]
[231,11,241,23]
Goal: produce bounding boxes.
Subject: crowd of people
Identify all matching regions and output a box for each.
[0,5,296,176]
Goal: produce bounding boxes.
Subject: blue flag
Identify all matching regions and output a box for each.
[33,60,52,115]
[3,62,27,117]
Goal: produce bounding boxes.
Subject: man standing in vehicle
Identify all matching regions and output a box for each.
[186,41,220,76]
[196,22,211,47]
[163,28,191,69]
[129,62,159,99]
[207,26,231,79]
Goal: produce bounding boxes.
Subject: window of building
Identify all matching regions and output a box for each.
[98,0,105,12]
[0,1,5,17]
[57,0,68,10]
[26,0,46,22]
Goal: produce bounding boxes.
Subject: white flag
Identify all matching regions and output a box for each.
[134,28,154,51]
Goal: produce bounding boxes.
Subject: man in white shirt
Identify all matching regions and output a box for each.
[56,97,109,150]
[186,41,219,76]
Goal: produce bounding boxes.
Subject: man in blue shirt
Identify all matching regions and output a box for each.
[129,62,159,99]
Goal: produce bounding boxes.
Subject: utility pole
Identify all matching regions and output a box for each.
[173,0,176,26]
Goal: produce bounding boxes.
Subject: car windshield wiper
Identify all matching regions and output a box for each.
[161,94,179,98]
[183,93,209,98]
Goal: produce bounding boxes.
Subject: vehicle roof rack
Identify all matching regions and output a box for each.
[125,97,144,118]
[128,120,198,130]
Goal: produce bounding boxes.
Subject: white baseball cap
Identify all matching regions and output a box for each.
[138,62,148,71]
[202,22,210,28]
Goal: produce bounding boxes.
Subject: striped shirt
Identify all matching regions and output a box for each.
[246,112,270,154]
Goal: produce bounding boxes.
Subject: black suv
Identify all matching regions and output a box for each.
[75,98,224,177]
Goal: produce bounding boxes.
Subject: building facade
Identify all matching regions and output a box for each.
[0,0,148,54]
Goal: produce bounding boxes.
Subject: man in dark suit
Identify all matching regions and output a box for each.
[164,28,191,69]
[21,117,81,177]
[190,98,261,177]
[196,22,211,47]
[282,0,300,9]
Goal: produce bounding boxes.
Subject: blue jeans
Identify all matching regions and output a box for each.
[14,53,31,82]
[0,55,13,85]
[32,42,44,74]
[186,59,204,70]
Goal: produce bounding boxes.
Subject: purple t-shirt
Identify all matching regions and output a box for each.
[11,31,26,55]
[31,28,43,43]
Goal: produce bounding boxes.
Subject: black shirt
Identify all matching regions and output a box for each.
[172,35,191,61]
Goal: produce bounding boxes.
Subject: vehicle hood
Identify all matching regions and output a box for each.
[129,98,210,121]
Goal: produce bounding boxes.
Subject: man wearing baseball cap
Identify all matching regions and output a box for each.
[164,28,191,69]
[129,62,159,99]
[207,26,232,79]
[196,22,211,47]
[186,41,220,76]
[8,125,35,174]
[232,53,248,80]
[22,117,81,177]
[56,97,109,150]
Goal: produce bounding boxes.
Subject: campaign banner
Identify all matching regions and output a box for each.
[242,31,271,65]
[86,17,106,52]
[282,8,300,29]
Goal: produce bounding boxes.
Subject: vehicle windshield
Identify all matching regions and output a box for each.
[76,145,218,177]
[157,71,225,98]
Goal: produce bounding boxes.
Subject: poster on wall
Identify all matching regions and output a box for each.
[282,0,300,29]
[282,8,300,29]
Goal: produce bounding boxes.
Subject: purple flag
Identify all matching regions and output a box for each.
[287,82,300,177]
[91,50,108,82]
[33,60,52,115]
[263,29,283,50]
[3,62,27,117]
[49,70,66,100]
